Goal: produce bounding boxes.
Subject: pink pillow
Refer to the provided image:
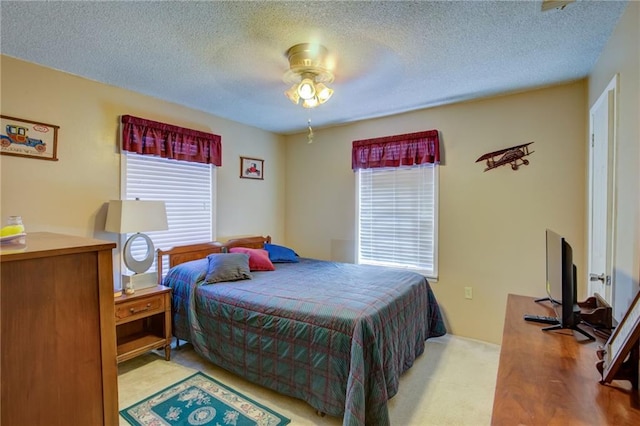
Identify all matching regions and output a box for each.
[229,247,275,271]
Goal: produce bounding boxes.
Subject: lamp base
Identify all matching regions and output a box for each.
[122,272,158,293]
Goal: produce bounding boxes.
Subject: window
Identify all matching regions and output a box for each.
[357,164,438,279]
[123,153,215,276]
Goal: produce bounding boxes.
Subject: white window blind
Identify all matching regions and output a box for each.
[357,164,438,279]
[123,153,215,276]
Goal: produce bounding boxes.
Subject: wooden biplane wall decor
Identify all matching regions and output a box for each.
[475,142,534,172]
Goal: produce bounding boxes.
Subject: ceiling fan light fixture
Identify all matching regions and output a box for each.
[285,85,300,104]
[315,83,333,103]
[297,77,316,100]
[283,43,335,109]
[302,98,319,108]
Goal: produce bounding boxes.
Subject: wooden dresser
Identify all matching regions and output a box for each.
[1,232,118,426]
[492,294,640,425]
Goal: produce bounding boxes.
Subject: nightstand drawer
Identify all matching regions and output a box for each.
[114,285,172,363]
[115,294,164,322]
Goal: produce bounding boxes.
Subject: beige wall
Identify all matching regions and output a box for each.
[0,56,286,285]
[284,82,587,344]
[283,3,638,344]
[588,2,640,320]
[2,2,635,345]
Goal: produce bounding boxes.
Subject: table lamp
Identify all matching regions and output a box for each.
[105,199,168,294]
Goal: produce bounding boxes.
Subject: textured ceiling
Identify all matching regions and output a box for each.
[0,1,627,134]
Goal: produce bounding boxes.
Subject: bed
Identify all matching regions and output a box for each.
[157,236,446,426]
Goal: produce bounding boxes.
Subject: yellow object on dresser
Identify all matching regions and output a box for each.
[0,215,25,236]
[0,224,24,236]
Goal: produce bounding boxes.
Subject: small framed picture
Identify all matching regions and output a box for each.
[240,157,264,180]
[1,115,59,161]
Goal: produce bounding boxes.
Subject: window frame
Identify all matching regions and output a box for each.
[120,152,216,281]
[355,163,438,280]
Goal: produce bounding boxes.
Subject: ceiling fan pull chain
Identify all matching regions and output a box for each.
[307,118,314,144]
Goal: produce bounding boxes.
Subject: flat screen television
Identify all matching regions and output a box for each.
[539,229,594,340]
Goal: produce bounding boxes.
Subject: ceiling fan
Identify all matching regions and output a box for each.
[282,43,335,109]
[282,42,337,143]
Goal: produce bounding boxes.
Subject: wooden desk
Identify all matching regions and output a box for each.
[492,294,640,425]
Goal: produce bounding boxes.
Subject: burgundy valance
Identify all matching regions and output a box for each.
[121,115,222,166]
[352,129,440,170]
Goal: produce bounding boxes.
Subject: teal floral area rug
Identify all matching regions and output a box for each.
[120,372,291,426]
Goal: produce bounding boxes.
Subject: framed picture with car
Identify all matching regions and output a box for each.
[0,115,59,161]
[240,156,264,180]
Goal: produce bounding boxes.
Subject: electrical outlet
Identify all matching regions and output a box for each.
[464,287,473,299]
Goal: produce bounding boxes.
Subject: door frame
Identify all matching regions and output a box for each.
[587,74,618,302]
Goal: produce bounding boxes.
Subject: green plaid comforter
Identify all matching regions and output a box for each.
[165,258,446,426]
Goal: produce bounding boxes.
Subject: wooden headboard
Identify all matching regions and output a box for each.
[156,242,224,284]
[156,236,272,284]
[223,235,271,250]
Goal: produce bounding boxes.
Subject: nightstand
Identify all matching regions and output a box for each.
[114,285,172,363]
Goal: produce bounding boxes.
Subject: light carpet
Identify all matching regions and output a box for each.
[118,334,500,425]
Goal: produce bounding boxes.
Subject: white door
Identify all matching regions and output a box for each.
[587,75,617,303]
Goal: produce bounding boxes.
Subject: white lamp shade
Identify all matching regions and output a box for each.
[105,200,168,234]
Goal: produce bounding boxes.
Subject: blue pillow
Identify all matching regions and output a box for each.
[264,243,299,263]
[205,253,252,283]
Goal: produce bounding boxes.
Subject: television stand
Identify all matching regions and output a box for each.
[542,322,596,341]
[493,295,640,424]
